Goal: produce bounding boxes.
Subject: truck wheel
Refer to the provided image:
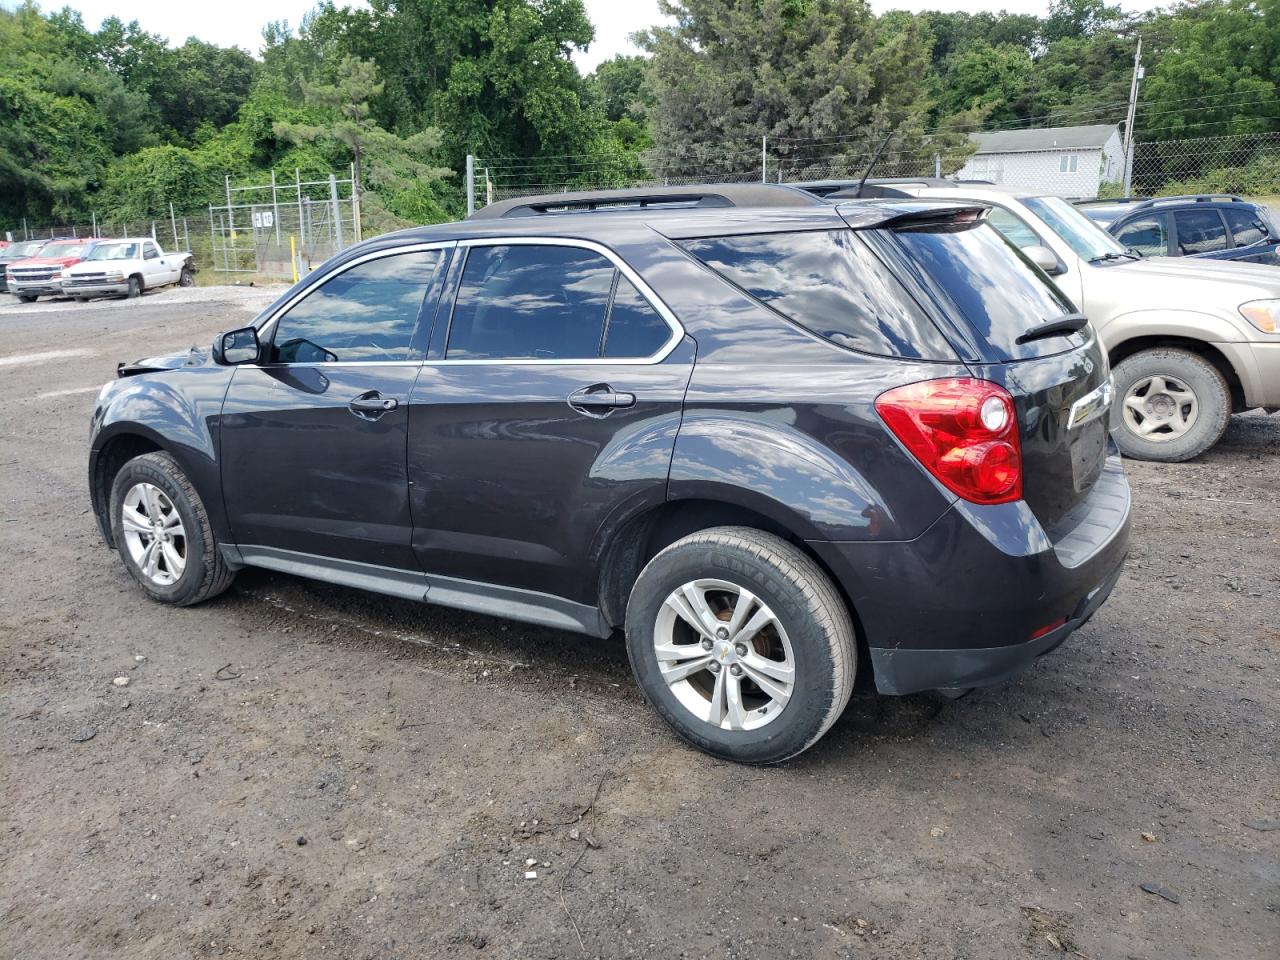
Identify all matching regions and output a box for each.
[625,527,856,764]
[16,295,36,303]
[108,452,235,606]
[179,265,195,287]
[126,276,142,299]
[1110,348,1231,462]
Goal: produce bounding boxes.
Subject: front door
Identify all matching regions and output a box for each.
[408,240,694,605]
[220,244,450,570]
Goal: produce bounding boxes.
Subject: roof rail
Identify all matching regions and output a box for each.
[468,183,823,219]
[1130,193,1247,212]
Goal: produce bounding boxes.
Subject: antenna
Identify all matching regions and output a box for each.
[854,130,898,199]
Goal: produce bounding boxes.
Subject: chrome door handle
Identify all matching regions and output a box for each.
[348,391,398,420]
[568,386,636,416]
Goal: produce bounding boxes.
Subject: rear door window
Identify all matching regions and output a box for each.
[1173,209,1229,254]
[1223,208,1270,247]
[1116,216,1169,256]
[889,219,1080,361]
[679,230,954,360]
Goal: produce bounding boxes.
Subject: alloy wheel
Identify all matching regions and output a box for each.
[1121,374,1199,441]
[653,579,795,731]
[120,482,187,586]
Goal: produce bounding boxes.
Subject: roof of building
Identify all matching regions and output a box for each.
[971,124,1120,155]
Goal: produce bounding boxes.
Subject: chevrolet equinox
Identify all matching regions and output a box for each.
[89,184,1130,763]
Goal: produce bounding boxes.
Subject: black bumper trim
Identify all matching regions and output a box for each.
[868,557,1125,695]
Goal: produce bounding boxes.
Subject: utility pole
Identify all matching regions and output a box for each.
[1122,34,1144,197]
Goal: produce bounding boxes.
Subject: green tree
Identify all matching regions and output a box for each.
[641,0,937,178]
[147,40,259,140]
[938,41,1036,125]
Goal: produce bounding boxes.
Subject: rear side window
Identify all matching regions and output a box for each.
[1116,216,1169,256]
[680,230,954,360]
[891,220,1079,361]
[446,244,673,361]
[1173,210,1228,254]
[1224,208,1269,246]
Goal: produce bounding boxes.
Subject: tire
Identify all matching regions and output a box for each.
[17,295,36,303]
[178,265,195,287]
[625,526,856,764]
[126,276,142,299]
[108,452,235,606]
[1110,348,1231,462]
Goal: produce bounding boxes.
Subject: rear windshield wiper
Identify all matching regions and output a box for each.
[1016,312,1090,345]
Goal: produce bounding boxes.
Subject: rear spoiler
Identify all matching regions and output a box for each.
[835,201,990,231]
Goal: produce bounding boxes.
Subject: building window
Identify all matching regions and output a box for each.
[1059,154,1079,173]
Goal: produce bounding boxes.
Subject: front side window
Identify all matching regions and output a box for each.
[680,229,954,360]
[1224,208,1269,247]
[1174,209,1228,254]
[446,244,670,361]
[144,243,160,260]
[270,249,442,363]
[1116,216,1169,256]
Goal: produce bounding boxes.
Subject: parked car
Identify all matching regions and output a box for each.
[6,238,101,302]
[90,184,1129,763]
[1077,194,1280,266]
[0,238,51,294]
[61,238,196,300]
[809,180,1280,462]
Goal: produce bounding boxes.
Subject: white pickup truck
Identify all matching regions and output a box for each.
[60,238,196,300]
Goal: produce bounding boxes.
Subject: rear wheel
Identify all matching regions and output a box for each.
[109,452,235,606]
[1110,348,1230,461]
[178,264,195,287]
[625,527,856,764]
[126,276,142,299]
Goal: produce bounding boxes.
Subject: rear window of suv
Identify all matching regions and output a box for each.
[888,219,1081,361]
[680,229,955,360]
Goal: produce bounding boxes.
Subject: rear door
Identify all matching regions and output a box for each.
[878,217,1110,530]
[1223,207,1280,266]
[1171,208,1234,261]
[408,238,693,605]
[219,244,450,570]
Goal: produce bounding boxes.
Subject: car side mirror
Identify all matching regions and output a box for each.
[1024,245,1066,276]
[213,326,260,365]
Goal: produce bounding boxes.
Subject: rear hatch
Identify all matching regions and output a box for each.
[858,208,1111,529]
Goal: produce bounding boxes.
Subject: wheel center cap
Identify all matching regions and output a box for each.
[714,640,735,663]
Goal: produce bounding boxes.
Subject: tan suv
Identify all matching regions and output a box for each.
[842,182,1280,461]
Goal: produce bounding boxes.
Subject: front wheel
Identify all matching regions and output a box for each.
[125,276,142,299]
[1110,348,1231,462]
[625,527,856,764]
[109,452,235,606]
[16,295,36,303]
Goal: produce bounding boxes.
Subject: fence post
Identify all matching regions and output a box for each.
[329,174,344,250]
[351,161,362,243]
[761,136,767,183]
[466,154,476,217]
[271,169,282,247]
[934,153,942,178]
[169,203,178,250]
[296,169,305,251]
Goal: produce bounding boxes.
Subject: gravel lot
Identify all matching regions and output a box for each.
[1,287,1277,960]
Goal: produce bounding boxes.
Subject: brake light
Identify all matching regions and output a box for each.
[875,378,1023,505]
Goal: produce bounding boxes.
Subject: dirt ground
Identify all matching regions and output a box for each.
[1,287,1277,960]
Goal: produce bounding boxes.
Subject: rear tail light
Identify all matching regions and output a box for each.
[875,378,1023,505]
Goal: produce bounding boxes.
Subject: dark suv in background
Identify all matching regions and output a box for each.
[89,184,1129,763]
[1078,194,1280,265]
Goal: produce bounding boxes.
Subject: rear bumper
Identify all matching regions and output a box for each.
[810,452,1130,695]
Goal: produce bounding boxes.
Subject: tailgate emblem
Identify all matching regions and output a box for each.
[1067,377,1113,430]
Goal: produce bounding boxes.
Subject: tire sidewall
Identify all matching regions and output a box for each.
[1110,349,1230,462]
[127,277,141,298]
[626,542,842,764]
[109,455,211,605]
[179,266,195,287]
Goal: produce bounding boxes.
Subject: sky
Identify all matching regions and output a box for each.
[29,0,1169,70]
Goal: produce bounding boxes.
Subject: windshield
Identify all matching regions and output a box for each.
[85,242,140,261]
[42,243,88,258]
[1024,196,1129,261]
[8,241,47,258]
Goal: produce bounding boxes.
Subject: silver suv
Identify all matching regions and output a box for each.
[840,182,1280,462]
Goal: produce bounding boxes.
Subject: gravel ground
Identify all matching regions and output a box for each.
[1,289,1277,960]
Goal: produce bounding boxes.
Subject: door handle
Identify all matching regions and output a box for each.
[348,391,399,420]
[568,386,636,416]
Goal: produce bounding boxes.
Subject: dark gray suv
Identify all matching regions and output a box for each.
[89,184,1130,763]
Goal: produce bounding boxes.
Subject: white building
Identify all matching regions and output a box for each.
[955,124,1125,199]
